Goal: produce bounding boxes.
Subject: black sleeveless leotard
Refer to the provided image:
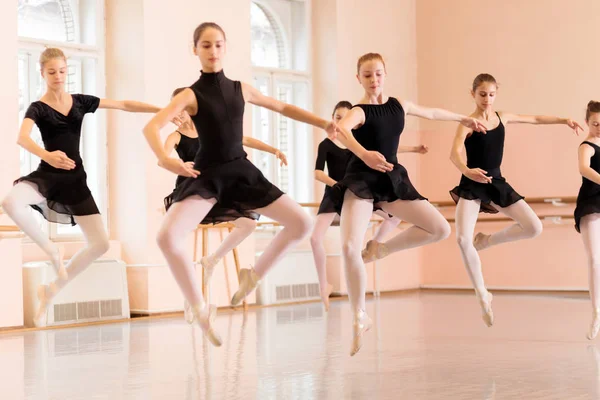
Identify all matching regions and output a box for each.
[450,112,523,213]
[173,132,200,188]
[14,94,101,225]
[315,138,352,214]
[164,70,282,223]
[574,141,600,232]
[331,97,425,212]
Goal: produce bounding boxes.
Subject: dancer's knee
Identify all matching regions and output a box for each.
[286,212,312,240]
[433,220,451,242]
[456,233,473,250]
[235,217,257,234]
[341,240,361,262]
[523,217,543,239]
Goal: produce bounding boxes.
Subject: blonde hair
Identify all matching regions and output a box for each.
[357,53,386,74]
[39,47,67,69]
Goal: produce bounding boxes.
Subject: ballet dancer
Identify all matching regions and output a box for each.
[1,47,164,327]
[331,52,486,355]
[164,87,287,323]
[142,22,336,346]
[311,100,428,310]
[574,100,600,339]
[450,73,582,327]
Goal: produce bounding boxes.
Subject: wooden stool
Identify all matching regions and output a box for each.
[193,223,247,310]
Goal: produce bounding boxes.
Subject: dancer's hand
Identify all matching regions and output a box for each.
[158,158,200,178]
[361,151,393,173]
[325,121,338,140]
[44,151,76,170]
[566,119,583,135]
[464,168,492,184]
[416,144,429,154]
[274,150,288,166]
[461,117,487,133]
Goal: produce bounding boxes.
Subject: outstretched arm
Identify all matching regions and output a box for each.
[99,99,162,113]
[401,100,487,133]
[241,83,337,136]
[242,136,287,166]
[398,144,428,154]
[500,112,582,135]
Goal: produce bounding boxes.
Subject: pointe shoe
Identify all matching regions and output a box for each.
[350,309,373,356]
[361,240,389,263]
[231,268,260,306]
[184,300,194,324]
[51,246,68,281]
[33,284,57,328]
[588,309,600,340]
[321,283,334,312]
[477,292,494,327]
[201,255,219,287]
[473,233,491,252]
[192,303,222,347]
[185,301,217,325]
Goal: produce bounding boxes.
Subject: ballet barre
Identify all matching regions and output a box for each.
[0,225,24,240]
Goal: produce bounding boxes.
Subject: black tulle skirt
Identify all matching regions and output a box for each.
[574,188,600,233]
[14,165,100,226]
[450,169,523,214]
[165,157,282,224]
[331,163,426,213]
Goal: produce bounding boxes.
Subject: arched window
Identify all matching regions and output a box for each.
[251,0,312,203]
[250,2,287,69]
[17,0,106,238]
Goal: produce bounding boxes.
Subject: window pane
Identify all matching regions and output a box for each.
[252,75,274,182]
[274,79,311,201]
[251,2,284,68]
[18,0,98,46]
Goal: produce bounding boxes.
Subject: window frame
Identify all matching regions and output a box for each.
[250,0,314,203]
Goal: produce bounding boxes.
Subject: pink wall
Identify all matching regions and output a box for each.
[311,0,423,290]
[416,0,600,289]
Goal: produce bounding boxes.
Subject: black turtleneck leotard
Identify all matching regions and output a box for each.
[164,70,282,223]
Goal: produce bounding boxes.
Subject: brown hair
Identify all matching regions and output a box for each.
[193,22,226,46]
[171,87,187,98]
[332,101,352,116]
[39,47,66,69]
[587,101,600,122]
[357,53,386,74]
[472,73,498,92]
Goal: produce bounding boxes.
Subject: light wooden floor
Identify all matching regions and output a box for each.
[1,291,599,399]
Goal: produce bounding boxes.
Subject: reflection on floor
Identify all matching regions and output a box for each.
[1,291,599,399]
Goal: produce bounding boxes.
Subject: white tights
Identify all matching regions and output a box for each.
[157,195,311,307]
[455,198,542,296]
[2,182,109,293]
[340,191,450,313]
[581,214,600,311]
